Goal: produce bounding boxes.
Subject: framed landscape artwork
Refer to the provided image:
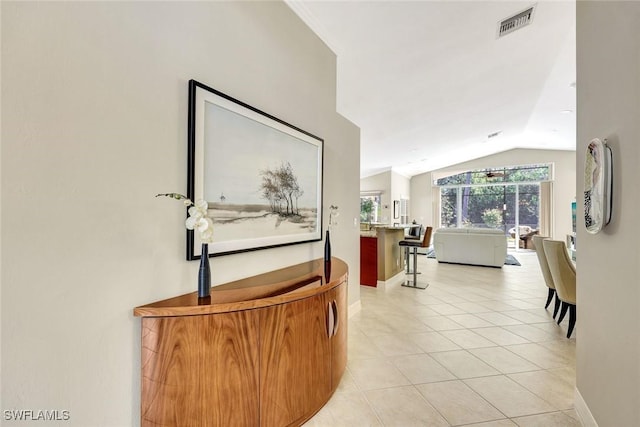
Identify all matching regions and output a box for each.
[187,80,324,259]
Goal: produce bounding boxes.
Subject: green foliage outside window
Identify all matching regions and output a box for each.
[436,165,550,186]
[360,198,374,222]
[482,208,503,229]
[437,164,548,231]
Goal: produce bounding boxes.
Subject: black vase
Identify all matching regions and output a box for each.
[324,260,332,283]
[324,230,331,262]
[198,243,211,298]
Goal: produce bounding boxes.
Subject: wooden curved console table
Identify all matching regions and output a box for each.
[133,257,348,427]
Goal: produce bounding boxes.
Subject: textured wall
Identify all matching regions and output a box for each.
[576,2,640,425]
[1,2,360,425]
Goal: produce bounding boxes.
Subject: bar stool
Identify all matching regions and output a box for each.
[399,226,432,289]
[404,224,422,273]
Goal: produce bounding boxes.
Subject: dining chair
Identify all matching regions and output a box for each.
[543,239,577,338]
[532,235,561,319]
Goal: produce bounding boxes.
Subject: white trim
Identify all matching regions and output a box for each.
[284,1,341,56]
[348,300,362,318]
[575,387,599,427]
[376,271,406,290]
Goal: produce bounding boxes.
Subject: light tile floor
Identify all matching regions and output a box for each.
[305,250,580,427]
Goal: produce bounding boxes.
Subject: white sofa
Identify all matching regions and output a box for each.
[433,228,507,268]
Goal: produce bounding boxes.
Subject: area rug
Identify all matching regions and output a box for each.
[425,249,521,266]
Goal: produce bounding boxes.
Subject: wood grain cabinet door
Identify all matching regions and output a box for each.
[259,294,331,427]
[360,237,378,286]
[140,312,260,427]
[328,282,348,390]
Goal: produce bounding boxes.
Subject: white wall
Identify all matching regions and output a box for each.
[410,148,576,239]
[361,171,391,195]
[390,171,411,223]
[410,171,434,227]
[576,2,640,426]
[361,170,411,224]
[1,2,360,425]
[361,170,391,223]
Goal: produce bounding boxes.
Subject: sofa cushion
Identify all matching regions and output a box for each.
[435,227,468,234]
[433,228,507,268]
[466,228,504,235]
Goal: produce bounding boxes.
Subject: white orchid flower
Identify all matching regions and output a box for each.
[187,204,202,216]
[196,217,210,232]
[185,216,197,230]
[194,199,209,211]
[159,193,214,244]
[200,219,215,243]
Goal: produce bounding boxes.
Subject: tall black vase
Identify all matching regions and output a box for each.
[198,243,211,298]
[324,230,331,262]
[324,230,332,281]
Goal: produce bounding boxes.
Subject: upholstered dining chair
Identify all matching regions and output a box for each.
[399,226,433,290]
[532,235,561,319]
[542,239,577,339]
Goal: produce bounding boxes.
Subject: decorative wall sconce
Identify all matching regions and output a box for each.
[584,138,613,234]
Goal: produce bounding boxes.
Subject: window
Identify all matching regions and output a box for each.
[440,187,458,228]
[436,164,549,249]
[436,164,550,186]
[399,198,409,224]
[360,193,382,223]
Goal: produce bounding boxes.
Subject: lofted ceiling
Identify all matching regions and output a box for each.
[286,1,576,178]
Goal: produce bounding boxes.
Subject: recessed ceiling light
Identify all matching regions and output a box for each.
[561,109,573,114]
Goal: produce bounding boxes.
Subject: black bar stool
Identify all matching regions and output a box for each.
[399,226,432,289]
[404,224,422,273]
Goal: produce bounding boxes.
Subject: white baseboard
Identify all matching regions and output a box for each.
[351,271,403,318]
[348,300,362,318]
[376,271,406,289]
[575,387,598,427]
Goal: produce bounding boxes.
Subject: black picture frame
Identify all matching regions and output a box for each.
[187,80,324,260]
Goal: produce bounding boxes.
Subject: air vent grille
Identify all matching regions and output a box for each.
[498,6,535,38]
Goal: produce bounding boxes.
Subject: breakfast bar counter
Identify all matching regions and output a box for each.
[360,226,405,286]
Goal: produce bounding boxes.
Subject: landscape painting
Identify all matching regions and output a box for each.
[188,80,323,259]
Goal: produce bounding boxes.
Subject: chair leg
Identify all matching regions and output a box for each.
[402,247,428,290]
[405,248,410,273]
[567,304,576,338]
[412,248,418,284]
[405,248,421,275]
[557,302,569,324]
[545,288,555,309]
[553,294,561,319]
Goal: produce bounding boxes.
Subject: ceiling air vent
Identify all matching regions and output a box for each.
[497,5,535,38]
